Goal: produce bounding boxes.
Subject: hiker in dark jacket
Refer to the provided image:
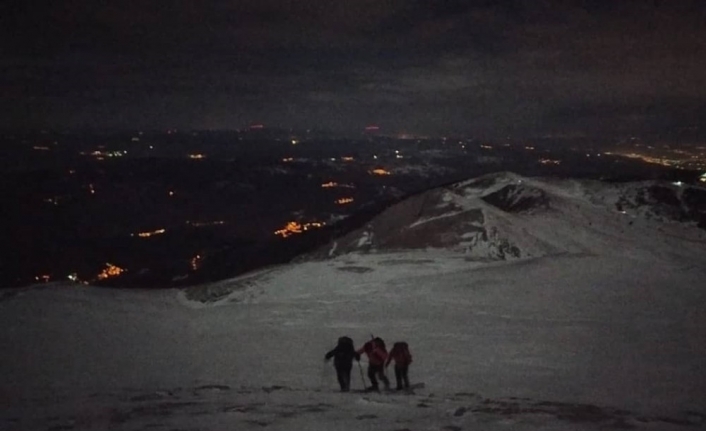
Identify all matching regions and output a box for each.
[325,336,360,392]
[385,341,413,390]
[356,337,390,391]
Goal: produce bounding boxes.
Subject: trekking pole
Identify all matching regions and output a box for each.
[357,361,366,390]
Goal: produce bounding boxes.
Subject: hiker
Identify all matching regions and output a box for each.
[357,337,390,391]
[324,336,360,392]
[385,341,413,390]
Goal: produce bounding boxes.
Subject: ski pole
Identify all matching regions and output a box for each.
[357,361,366,389]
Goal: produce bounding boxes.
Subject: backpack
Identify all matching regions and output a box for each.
[338,336,353,347]
[373,337,386,352]
[393,341,412,363]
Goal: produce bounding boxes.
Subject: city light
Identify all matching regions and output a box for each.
[191,254,203,271]
[274,221,326,238]
[321,182,355,189]
[186,220,225,227]
[604,152,677,168]
[605,149,706,170]
[96,263,125,280]
[335,198,354,205]
[134,228,166,238]
[81,150,126,158]
[188,153,206,159]
[370,168,392,176]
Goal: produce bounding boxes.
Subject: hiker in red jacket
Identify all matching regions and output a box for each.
[385,341,413,390]
[357,337,390,391]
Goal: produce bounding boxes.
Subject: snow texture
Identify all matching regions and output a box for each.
[2,173,706,430]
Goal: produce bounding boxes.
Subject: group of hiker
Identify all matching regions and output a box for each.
[324,336,413,392]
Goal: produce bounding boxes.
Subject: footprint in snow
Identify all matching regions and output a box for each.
[222,403,263,413]
[261,385,287,393]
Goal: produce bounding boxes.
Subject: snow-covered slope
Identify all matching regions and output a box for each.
[315,172,706,262]
[2,173,706,431]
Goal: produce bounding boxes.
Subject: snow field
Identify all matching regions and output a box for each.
[2,248,705,430]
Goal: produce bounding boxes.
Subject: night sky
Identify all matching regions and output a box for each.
[3,1,706,136]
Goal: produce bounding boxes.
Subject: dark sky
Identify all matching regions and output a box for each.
[3,0,706,136]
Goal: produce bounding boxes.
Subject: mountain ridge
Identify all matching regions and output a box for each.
[309,172,706,261]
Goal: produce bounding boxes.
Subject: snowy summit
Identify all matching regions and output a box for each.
[2,172,706,431]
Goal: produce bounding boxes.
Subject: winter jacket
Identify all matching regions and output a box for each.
[325,341,360,368]
[385,342,413,367]
[357,341,388,366]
